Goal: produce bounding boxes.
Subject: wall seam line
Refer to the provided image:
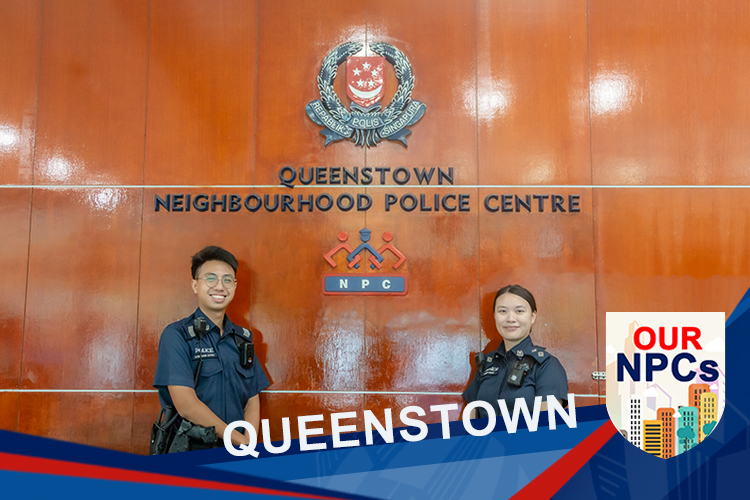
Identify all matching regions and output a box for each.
[584,0,603,399]
[16,0,47,433]
[474,0,482,360]
[129,0,152,455]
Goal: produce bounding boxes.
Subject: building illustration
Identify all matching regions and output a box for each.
[657,408,675,459]
[629,395,643,449]
[643,420,663,458]
[677,406,698,453]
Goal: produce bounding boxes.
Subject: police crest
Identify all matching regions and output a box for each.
[306,42,427,147]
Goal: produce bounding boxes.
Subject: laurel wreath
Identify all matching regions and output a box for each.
[317,42,361,123]
[370,42,414,124]
[315,42,416,146]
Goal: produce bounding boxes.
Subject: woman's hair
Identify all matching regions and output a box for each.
[493,284,537,313]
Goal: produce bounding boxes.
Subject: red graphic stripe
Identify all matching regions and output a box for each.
[510,421,618,500]
[0,452,344,499]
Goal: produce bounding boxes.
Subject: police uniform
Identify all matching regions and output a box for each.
[462,336,568,418]
[153,308,271,429]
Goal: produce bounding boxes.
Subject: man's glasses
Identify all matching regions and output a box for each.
[197,273,237,288]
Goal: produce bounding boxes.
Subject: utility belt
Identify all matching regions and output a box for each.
[150,412,219,454]
[150,316,254,455]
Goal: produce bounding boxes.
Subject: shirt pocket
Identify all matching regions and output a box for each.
[199,358,223,378]
[235,362,255,380]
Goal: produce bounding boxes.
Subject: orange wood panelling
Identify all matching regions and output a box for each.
[0,189,32,389]
[589,0,750,185]
[145,0,258,186]
[132,392,161,455]
[366,0,478,183]
[0,0,41,185]
[33,0,148,185]
[477,0,592,185]
[22,188,142,389]
[479,188,597,397]
[0,393,19,432]
[593,188,750,378]
[364,189,480,393]
[255,0,366,183]
[18,392,134,452]
[250,188,367,392]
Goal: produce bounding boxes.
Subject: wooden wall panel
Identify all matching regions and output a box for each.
[0,189,32,389]
[34,0,148,185]
[250,188,367,392]
[366,0,478,183]
[479,188,597,397]
[589,0,750,185]
[255,0,366,183]
[594,189,750,378]
[18,392,134,452]
[364,189,480,392]
[145,0,258,186]
[22,188,142,389]
[477,0,591,185]
[0,0,40,185]
[0,393,19,432]
[132,392,161,455]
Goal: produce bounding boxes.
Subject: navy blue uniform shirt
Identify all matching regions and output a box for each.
[462,336,568,417]
[153,308,270,425]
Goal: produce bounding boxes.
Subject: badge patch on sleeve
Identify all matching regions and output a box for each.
[606,312,725,458]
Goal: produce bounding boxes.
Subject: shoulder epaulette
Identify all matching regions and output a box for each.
[178,317,198,342]
[528,346,550,363]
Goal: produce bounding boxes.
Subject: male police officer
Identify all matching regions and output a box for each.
[153,246,270,450]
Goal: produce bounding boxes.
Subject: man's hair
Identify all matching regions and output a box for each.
[191,246,239,278]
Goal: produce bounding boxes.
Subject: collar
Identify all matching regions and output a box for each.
[191,308,236,336]
[495,335,535,360]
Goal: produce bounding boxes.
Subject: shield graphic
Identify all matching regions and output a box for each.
[606,312,725,458]
[346,56,385,109]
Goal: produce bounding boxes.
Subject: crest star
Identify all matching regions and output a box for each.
[362,62,371,70]
[371,69,379,77]
[353,68,361,76]
[357,79,365,87]
[367,80,375,88]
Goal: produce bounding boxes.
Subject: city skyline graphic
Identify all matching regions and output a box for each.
[606,312,725,458]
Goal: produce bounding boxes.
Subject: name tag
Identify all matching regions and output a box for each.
[193,346,217,359]
[482,366,500,377]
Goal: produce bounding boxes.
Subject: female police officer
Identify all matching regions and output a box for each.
[463,284,568,418]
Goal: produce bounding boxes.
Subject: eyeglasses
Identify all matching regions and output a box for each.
[197,273,237,288]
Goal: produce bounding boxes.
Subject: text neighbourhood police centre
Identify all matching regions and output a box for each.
[153,167,583,214]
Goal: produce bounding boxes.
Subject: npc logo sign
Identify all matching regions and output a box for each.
[322,228,407,295]
[606,312,725,458]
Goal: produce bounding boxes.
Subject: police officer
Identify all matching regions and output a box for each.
[153,246,270,449]
[463,285,568,418]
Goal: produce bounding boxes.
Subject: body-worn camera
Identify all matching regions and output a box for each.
[193,317,207,339]
[240,342,254,368]
[507,359,531,387]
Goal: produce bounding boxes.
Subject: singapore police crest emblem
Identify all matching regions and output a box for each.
[306,42,427,147]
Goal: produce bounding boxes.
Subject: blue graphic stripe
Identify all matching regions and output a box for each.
[204,420,603,481]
